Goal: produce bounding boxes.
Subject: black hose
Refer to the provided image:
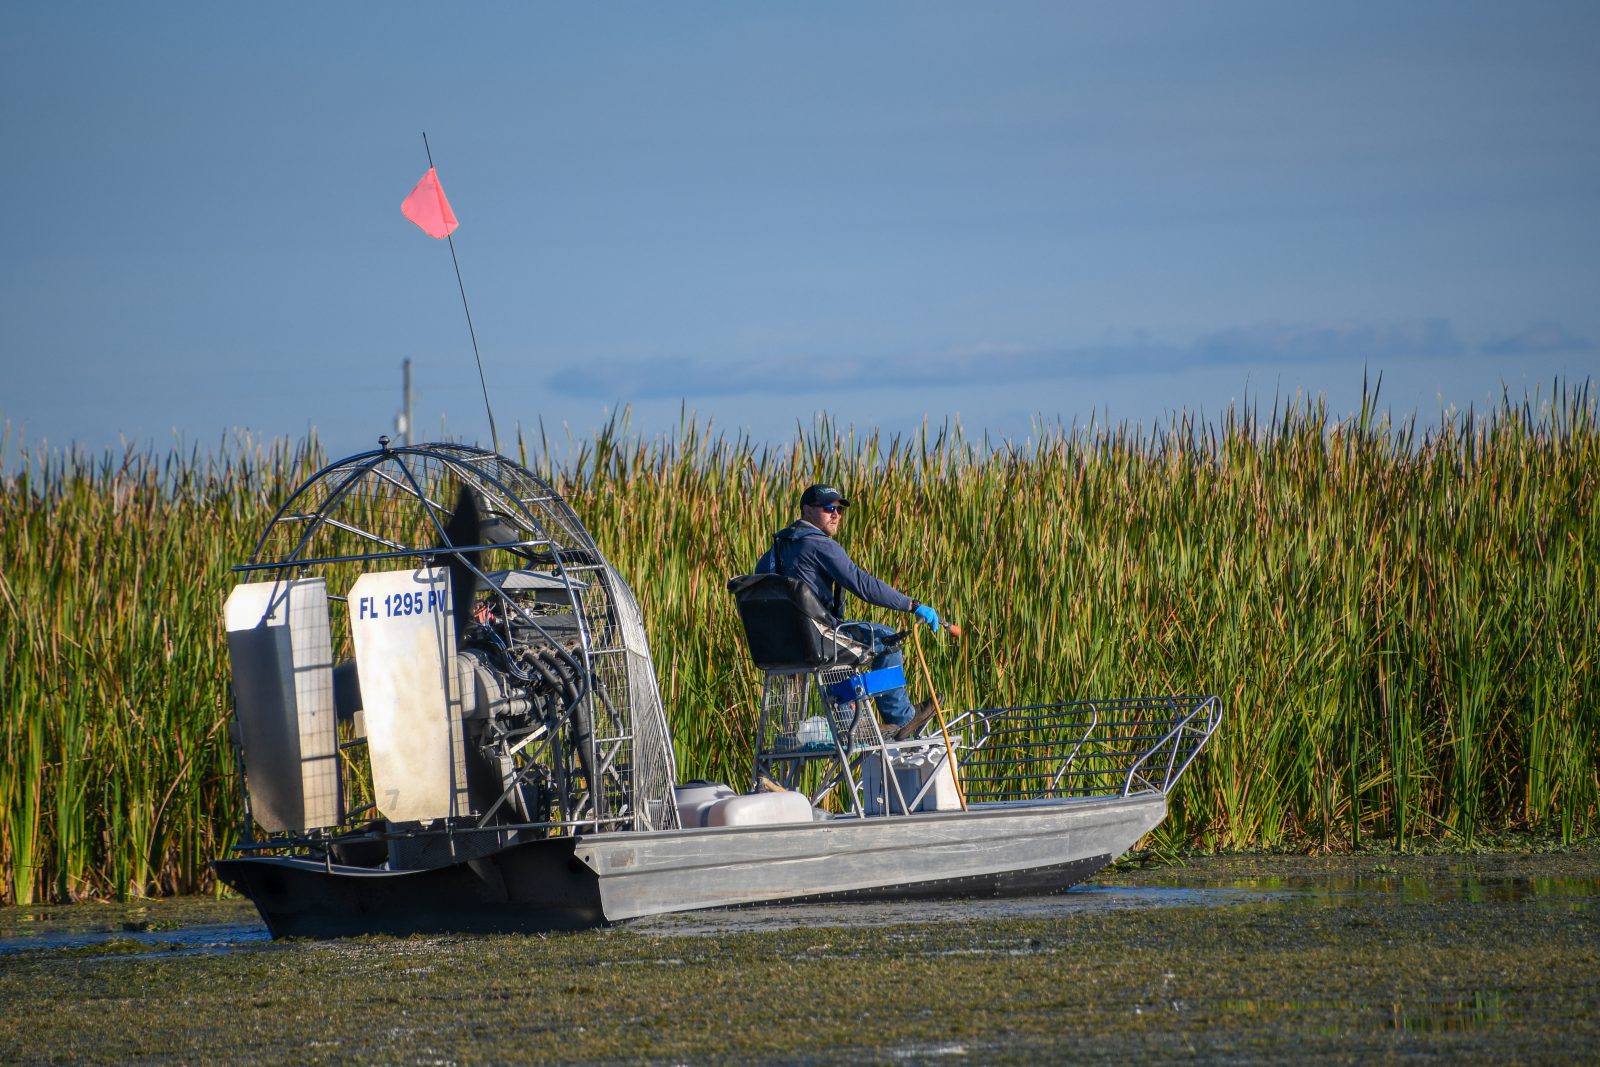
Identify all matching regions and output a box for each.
[537,648,594,798]
[519,648,566,713]
[467,624,536,684]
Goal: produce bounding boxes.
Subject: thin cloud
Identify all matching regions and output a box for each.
[547,318,1475,400]
[1192,320,1463,365]
[1481,322,1595,356]
[547,343,1183,399]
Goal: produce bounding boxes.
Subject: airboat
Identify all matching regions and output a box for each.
[213,441,1221,938]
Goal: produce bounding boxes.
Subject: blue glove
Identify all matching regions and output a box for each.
[913,603,941,632]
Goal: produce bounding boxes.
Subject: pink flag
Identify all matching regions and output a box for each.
[401,167,459,238]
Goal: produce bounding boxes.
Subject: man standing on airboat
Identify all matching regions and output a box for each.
[755,483,942,737]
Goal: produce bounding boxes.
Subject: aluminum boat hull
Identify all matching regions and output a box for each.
[214,792,1165,938]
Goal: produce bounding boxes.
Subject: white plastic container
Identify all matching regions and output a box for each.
[861,741,962,814]
[704,790,815,827]
[796,715,833,748]
[674,782,737,828]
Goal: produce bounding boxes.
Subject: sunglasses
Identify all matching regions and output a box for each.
[820,504,846,514]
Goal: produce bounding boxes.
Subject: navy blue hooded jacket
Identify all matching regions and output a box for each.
[754,520,915,623]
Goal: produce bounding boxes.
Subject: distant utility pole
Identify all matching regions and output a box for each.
[396,359,414,445]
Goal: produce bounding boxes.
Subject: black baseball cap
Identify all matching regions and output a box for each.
[800,483,850,508]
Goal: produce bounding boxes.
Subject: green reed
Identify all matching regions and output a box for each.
[3,384,1597,903]
[554,386,1598,855]
[0,433,324,904]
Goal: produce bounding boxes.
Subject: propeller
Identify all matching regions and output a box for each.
[478,510,527,552]
[479,506,601,569]
[440,484,483,644]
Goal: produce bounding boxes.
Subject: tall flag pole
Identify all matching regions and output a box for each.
[401,133,500,455]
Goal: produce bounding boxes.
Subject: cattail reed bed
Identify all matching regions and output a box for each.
[2,387,1597,905]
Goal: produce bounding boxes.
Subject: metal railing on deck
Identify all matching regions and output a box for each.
[945,694,1222,802]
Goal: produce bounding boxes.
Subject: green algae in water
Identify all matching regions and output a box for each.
[0,854,1596,1064]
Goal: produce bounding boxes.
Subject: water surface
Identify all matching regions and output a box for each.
[1,851,1594,1064]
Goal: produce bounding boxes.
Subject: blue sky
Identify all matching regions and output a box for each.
[3,1,1596,464]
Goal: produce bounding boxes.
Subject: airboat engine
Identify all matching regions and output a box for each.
[220,442,679,871]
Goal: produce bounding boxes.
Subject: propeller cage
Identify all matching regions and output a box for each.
[223,442,680,859]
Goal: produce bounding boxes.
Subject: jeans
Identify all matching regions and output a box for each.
[837,620,911,727]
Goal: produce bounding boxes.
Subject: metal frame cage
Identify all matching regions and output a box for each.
[943,695,1223,803]
[227,441,679,861]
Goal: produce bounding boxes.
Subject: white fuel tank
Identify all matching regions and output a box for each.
[674,783,737,828]
[704,790,815,828]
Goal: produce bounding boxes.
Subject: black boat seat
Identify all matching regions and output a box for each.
[727,573,871,672]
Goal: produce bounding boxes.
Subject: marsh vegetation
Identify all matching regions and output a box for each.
[2,385,1597,904]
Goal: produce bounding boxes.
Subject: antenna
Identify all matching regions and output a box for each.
[396,358,413,445]
[422,132,501,455]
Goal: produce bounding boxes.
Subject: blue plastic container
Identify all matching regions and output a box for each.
[825,665,906,704]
